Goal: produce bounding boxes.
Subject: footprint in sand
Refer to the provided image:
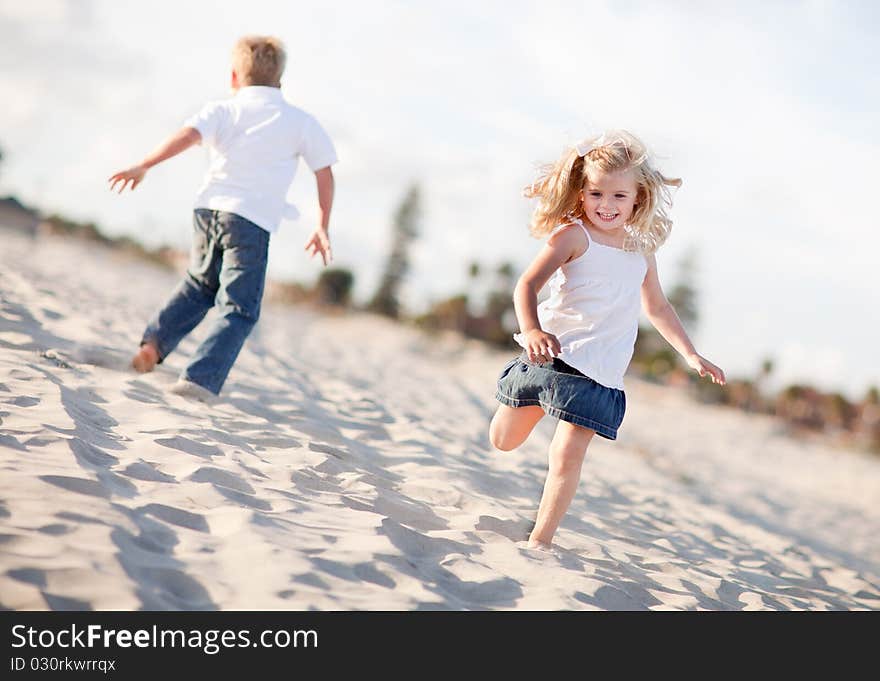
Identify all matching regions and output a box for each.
[55,511,106,526]
[353,562,396,588]
[290,469,342,494]
[307,441,347,459]
[124,382,167,405]
[43,593,92,611]
[429,556,523,606]
[188,467,272,511]
[155,436,222,459]
[245,434,302,450]
[148,568,216,609]
[189,467,254,494]
[112,524,178,557]
[40,308,63,320]
[8,568,47,588]
[2,395,40,407]
[69,438,119,468]
[121,461,177,483]
[380,518,472,559]
[0,434,26,450]
[95,471,139,498]
[351,493,448,533]
[138,503,210,533]
[67,344,132,372]
[39,475,110,499]
[476,515,532,542]
[574,584,653,611]
[118,564,215,610]
[214,487,272,511]
[60,390,118,432]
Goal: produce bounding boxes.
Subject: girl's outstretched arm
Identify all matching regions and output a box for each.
[640,254,726,385]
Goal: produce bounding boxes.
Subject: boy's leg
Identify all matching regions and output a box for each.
[136,210,222,369]
[180,213,269,395]
[528,420,595,548]
[489,404,545,451]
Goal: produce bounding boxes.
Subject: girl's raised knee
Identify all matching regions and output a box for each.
[488,430,506,451]
[488,427,518,452]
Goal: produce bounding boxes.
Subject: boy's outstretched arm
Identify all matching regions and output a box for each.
[640,254,726,385]
[108,126,202,193]
[304,166,335,266]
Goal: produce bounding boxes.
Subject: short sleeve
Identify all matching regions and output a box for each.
[183,101,228,147]
[300,115,338,171]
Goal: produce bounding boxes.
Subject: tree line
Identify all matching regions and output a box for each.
[4,159,878,454]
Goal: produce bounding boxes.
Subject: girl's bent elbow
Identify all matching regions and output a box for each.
[515,277,537,296]
[645,300,672,319]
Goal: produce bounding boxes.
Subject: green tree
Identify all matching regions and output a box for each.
[667,247,699,332]
[369,184,421,318]
[315,268,355,306]
[487,261,516,332]
[496,262,515,283]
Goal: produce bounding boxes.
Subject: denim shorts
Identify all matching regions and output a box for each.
[494,353,626,440]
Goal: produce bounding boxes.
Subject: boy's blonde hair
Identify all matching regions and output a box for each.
[525,130,681,253]
[231,35,287,87]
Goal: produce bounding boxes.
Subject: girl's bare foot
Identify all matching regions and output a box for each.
[526,538,554,552]
[131,343,159,373]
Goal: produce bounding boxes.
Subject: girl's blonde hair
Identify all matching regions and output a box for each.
[524,130,681,253]
[231,35,287,87]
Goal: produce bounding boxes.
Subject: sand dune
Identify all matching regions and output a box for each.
[1,229,878,610]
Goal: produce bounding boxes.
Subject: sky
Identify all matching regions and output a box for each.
[1,0,878,400]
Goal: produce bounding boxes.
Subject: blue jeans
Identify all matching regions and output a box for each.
[141,209,270,394]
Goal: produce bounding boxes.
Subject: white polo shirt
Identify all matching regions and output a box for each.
[184,86,337,234]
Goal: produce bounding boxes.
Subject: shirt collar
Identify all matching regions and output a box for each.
[234,86,283,100]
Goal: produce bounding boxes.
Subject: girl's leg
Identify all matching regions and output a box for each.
[489,405,546,451]
[528,420,595,548]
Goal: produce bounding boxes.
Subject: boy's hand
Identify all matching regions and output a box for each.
[686,353,726,385]
[522,328,560,364]
[304,227,332,266]
[108,165,148,193]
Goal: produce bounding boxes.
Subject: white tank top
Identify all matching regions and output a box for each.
[515,219,648,390]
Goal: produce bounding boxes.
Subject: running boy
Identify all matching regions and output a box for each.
[109,35,337,398]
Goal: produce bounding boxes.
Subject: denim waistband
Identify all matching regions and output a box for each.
[551,357,586,377]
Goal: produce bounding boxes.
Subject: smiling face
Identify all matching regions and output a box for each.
[579,167,640,236]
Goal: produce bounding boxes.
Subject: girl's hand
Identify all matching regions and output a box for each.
[522,329,560,364]
[686,353,726,385]
[108,165,148,193]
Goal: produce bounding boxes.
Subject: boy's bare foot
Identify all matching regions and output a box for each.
[131,343,159,373]
[526,538,554,552]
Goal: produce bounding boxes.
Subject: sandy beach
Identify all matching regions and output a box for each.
[1,228,878,611]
